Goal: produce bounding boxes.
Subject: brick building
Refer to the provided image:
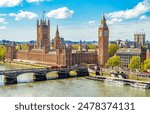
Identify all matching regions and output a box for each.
[6,14,109,67]
[6,18,73,67]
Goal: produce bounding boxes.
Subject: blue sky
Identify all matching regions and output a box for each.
[0,0,150,42]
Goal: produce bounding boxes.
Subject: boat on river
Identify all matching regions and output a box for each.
[130,83,150,89]
[113,80,128,85]
[105,78,127,85]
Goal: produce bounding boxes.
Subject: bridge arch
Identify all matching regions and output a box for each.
[46,71,58,79]
[17,73,35,83]
[1,67,89,85]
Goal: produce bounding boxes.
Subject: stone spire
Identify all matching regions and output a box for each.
[53,25,61,49]
[43,11,46,21]
[56,25,59,37]
[48,19,50,26]
[37,19,39,26]
[100,14,108,28]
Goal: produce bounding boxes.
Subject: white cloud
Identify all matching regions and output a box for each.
[46,7,74,19]
[0,26,6,30]
[0,0,22,7]
[140,15,149,20]
[0,18,6,24]
[26,0,44,3]
[106,0,150,24]
[9,10,38,21]
[107,18,123,25]
[0,14,7,17]
[9,13,16,17]
[26,0,52,3]
[88,20,96,24]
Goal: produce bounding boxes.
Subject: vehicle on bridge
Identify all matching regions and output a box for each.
[49,66,67,69]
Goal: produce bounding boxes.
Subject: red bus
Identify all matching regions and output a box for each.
[51,66,59,69]
[60,66,67,69]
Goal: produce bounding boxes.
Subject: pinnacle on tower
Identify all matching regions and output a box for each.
[102,14,106,21]
[43,11,46,20]
[37,19,39,26]
[100,14,108,28]
[48,19,50,25]
[56,25,59,37]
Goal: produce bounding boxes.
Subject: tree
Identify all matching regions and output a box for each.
[128,56,141,70]
[72,44,79,50]
[87,44,97,49]
[0,45,6,61]
[15,44,28,50]
[21,44,28,50]
[106,55,121,68]
[108,44,119,57]
[143,59,150,71]
[16,45,21,51]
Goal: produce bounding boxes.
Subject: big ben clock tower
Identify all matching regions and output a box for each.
[98,14,109,67]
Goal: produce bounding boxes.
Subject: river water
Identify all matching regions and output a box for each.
[0,63,150,97]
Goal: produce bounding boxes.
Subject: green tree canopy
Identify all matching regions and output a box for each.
[16,45,21,51]
[106,55,121,68]
[21,44,28,50]
[15,44,28,50]
[0,45,6,61]
[128,56,141,70]
[87,44,97,49]
[108,44,119,57]
[72,44,79,50]
[143,59,150,71]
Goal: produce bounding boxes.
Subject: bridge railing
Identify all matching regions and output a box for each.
[0,67,88,76]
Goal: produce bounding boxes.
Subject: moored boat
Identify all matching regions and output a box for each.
[130,83,150,89]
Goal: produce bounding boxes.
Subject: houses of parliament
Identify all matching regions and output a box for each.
[5,14,109,67]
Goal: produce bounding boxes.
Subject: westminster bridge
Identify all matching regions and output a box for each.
[0,67,89,85]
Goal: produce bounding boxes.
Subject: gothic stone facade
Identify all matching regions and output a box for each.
[72,50,98,65]
[6,45,97,67]
[5,18,100,66]
[134,33,145,46]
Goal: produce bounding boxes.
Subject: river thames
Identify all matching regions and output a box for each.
[0,63,150,97]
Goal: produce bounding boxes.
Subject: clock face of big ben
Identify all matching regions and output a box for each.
[99,30,109,36]
[104,30,109,36]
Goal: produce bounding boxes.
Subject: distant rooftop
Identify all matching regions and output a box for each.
[116,48,144,55]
